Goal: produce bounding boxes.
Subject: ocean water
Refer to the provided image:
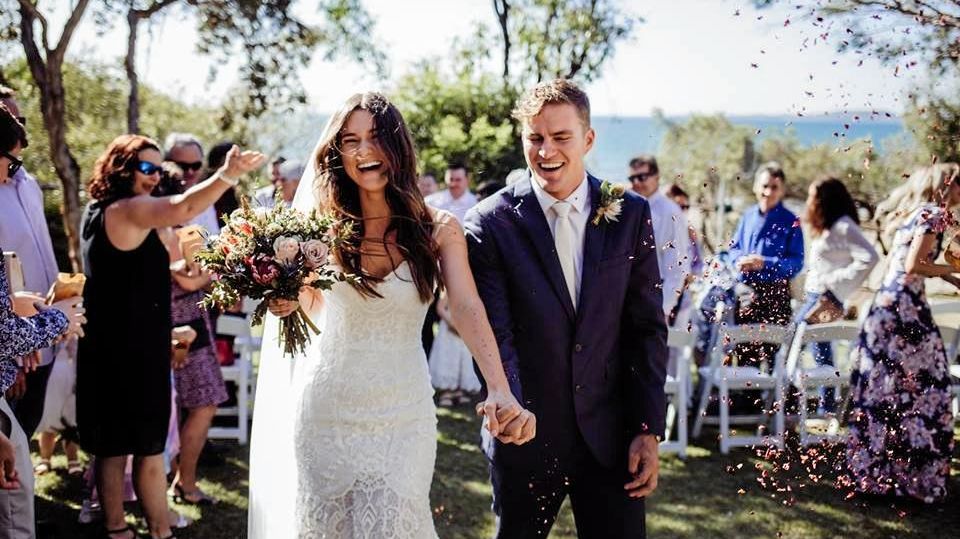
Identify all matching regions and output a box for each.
[585,115,905,182]
[270,112,905,182]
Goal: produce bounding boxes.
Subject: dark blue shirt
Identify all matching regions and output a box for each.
[727,202,804,284]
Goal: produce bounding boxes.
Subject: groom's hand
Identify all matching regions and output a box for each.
[475,392,536,444]
[624,434,659,498]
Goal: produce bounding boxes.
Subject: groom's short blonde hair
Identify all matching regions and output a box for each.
[512,79,591,130]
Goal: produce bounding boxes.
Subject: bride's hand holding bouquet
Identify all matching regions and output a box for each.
[195,199,355,356]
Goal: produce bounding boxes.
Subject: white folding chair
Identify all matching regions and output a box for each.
[931,300,960,417]
[661,328,694,458]
[784,321,859,445]
[210,315,253,445]
[692,321,790,454]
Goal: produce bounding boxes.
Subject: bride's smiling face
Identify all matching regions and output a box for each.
[339,109,390,194]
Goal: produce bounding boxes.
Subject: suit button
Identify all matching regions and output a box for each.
[575,384,583,393]
[574,344,583,352]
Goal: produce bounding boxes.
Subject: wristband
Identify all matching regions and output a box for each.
[214,170,241,186]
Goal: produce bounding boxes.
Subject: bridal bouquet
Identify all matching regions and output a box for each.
[195,199,355,355]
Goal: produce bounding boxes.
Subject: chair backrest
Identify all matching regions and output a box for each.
[704,323,791,375]
[931,300,960,361]
[784,321,859,376]
[241,297,260,315]
[216,314,251,338]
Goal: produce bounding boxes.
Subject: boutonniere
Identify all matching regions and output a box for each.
[591,181,626,226]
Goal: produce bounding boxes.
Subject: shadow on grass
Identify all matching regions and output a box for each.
[32,417,960,538]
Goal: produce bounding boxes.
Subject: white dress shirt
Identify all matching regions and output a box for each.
[253,185,278,209]
[530,174,590,303]
[425,189,478,224]
[804,215,879,307]
[190,206,221,236]
[644,190,691,314]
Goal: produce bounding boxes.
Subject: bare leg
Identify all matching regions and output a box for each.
[38,432,56,461]
[132,454,171,539]
[172,404,217,495]
[65,440,79,462]
[97,456,134,538]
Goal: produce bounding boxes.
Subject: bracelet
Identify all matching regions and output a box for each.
[214,170,240,186]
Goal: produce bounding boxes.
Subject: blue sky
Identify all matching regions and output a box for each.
[54,0,923,116]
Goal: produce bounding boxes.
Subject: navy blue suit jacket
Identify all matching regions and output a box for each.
[464,174,668,470]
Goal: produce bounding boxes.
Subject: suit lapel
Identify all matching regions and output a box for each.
[509,177,576,322]
[576,176,606,326]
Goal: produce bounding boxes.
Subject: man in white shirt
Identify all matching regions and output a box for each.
[629,155,691,318]
[254,160,303,209]
[425,163,478,223]
[165,133,220,235]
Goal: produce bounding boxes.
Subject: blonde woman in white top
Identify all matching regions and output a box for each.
[798,177,879,412]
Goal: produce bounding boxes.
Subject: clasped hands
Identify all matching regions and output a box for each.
[474,390,536,445]
[735,254,765,273]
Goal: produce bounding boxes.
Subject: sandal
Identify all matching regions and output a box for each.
[67,459,84,476]
[103,525,136,539]
[171,483,218,506]
[33,459,52,476]
[437,393,454,407]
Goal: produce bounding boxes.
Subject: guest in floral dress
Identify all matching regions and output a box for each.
[846,163,960,503]
[0,104,86,539]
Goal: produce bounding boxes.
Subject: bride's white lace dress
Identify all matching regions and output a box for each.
[293,260,438,538]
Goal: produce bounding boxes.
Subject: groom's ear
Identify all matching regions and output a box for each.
[583,127,596,154]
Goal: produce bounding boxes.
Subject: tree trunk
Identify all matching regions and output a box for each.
[493,0,511,80]
[19,1,88,272]
[126,10,141,134]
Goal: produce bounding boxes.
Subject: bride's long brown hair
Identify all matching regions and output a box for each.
[313,92,440,302]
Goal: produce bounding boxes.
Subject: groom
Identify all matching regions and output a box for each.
[465,79,667,538]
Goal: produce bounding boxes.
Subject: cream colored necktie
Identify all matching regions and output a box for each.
[552,201,577,308]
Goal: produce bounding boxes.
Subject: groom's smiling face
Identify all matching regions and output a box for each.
[522,103,595,200]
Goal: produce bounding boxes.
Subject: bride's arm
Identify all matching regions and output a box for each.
[432,210,536,445]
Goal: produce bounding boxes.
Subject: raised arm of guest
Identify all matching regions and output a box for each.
[88,136,265,251]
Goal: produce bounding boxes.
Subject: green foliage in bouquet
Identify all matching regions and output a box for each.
[195,197,356,355]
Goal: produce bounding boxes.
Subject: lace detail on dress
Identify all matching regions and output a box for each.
[293,261,438,539]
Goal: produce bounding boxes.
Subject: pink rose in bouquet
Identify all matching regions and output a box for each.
[301,239,330,269]
[273,236,301,265]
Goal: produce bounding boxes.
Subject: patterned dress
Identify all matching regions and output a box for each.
[170,281,227,409]
[846,204,955,503]
[0,254,67,390]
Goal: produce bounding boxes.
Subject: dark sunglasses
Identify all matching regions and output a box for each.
[15,116,25,127]
[2,151,22,177]
[679,204,690,211]
[629,172,653,183]
[135,160,163,176]
[173,160,203,172]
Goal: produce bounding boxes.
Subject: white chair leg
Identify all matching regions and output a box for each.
[719,379,730,455]
[678,380,688,459]
[692,372,712,439]
[797,378,808,446]
[238,361,250,445]
[774,380,785,449]
[665,400,676,442]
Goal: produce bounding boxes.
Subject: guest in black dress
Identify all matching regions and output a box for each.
[78,134,265,539]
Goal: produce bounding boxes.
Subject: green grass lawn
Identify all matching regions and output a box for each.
[33,404,959,538]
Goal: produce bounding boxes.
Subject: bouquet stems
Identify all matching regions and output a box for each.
[278,306,321,356]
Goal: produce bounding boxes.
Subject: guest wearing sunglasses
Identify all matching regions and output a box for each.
[78,134,265,539]
[628,155,690,320]
[163,133,221,236]
[727,162,804,368]
[0,88,67,444]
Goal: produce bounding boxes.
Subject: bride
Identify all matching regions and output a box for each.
[247,92,535,538]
